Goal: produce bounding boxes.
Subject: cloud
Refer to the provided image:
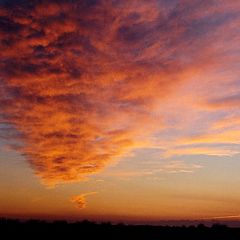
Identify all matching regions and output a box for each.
[102,160,202,179]
[207,94,240,109]
[165,144,240,158]
[202,214,240,220]
[0,0,239,185]
[70,192,97,209]
[158,160,202,173]
[212,115,240,130]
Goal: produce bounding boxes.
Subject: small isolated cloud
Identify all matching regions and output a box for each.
[70,192,97,209]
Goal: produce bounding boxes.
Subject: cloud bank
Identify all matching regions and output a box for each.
[0,0,239,185]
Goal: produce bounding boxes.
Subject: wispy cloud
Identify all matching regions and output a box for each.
[201,214,240,220]
[70,192,97,209]
[102,160,202,179]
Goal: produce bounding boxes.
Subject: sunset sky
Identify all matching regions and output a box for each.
[0,0,240,223]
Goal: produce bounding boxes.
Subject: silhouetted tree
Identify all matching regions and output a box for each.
[1,218,240,240]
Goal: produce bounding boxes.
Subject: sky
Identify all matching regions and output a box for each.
[0,0,240,223]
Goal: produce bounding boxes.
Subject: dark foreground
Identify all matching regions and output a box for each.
[1,218,240,239]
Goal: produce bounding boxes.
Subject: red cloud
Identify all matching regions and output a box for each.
[0,0,239,185]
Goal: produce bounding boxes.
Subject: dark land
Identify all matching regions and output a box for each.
[1,218,240,239]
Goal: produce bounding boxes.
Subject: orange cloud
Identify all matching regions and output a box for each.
[0,0,239,185]
[70,192,97,209]
[202,214,240,220]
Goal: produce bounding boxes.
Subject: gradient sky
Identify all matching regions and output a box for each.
[0,0,240,223]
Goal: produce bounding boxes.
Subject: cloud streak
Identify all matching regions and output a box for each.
[101,160,202,179]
